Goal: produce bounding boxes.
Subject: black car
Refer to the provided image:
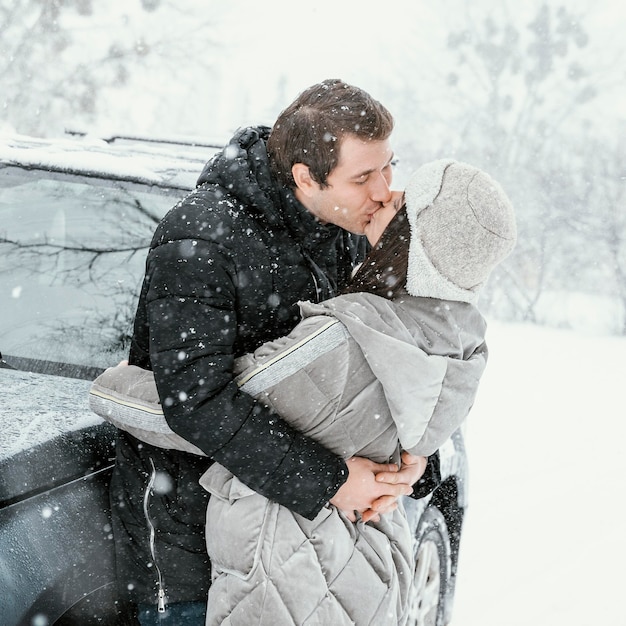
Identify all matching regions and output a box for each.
[0,132,468,626]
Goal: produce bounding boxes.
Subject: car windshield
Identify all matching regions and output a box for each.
[0,166,181,377]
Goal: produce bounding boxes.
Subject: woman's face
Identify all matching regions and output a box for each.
[364,190,405,245]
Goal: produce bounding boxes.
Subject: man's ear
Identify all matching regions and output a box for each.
[292,163,318,198]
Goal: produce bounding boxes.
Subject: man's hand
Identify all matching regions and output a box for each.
[376,451,428,487]
[362,452,428,523]
[329,456,414,522]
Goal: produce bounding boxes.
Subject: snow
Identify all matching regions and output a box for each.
[453,321,626,625]
[2,1,625,620]
[0,369,100,462]
[3,295,622,622]
[0,133,209,187]
[5,319,621,623]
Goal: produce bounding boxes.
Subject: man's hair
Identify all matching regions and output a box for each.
[342,206,410,300]
[267,79,394,189]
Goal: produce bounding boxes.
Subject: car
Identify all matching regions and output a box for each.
[0,131,468,626]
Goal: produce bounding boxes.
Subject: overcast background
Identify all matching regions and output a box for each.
[4,0,625,333]
[2,1,625,623]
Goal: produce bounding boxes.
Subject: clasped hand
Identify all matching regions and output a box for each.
[329,451,428,523]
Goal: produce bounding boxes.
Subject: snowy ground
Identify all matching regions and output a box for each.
[452,321,626,625]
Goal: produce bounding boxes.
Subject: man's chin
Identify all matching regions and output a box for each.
[346,222,367,236]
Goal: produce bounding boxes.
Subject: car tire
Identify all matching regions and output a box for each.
[407,505,452,626]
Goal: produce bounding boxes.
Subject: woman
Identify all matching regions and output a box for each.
[90,159,516,625]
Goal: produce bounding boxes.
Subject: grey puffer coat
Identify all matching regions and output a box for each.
[200,292,487,625]
[90,291,487,624]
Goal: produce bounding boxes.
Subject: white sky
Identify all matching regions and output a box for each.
[207,0,625,134]
[70,0,624,144]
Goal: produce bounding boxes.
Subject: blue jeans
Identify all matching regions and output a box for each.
[137,601,206,626]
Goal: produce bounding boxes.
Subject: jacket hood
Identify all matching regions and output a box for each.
[299,292,487,453]
[197,126,277,219]
[196,126,341,248]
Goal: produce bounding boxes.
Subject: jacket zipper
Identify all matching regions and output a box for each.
[309,269,321,301]
[300,247,335,302]
[144,457,167,613]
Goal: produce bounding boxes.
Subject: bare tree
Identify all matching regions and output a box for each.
[0,0,224,137]
[573,133,626,333]
[398,3,625,332]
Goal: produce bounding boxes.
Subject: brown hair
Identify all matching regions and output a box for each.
[267,79,394,189]
[343,206,410,300]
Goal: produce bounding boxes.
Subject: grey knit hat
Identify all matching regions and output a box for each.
[404,159,516,303]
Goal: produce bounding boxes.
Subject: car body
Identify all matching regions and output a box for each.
[0,132,468,626]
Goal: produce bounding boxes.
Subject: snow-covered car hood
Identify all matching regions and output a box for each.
[0,368,100,463]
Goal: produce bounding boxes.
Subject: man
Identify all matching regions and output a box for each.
[110,79,427,626]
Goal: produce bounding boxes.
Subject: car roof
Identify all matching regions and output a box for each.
[0,131,226,192]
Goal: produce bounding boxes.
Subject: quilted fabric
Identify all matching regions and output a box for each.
[203,464,413,625]
[199,292,488,625]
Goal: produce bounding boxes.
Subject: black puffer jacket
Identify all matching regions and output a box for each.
[110,126,367,607]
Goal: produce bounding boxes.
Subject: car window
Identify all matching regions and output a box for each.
[0,166,182,375]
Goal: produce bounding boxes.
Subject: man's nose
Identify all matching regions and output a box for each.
[369,172,392,203]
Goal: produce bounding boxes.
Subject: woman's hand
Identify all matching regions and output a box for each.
[361,452,428,522]
[329,456,413,522]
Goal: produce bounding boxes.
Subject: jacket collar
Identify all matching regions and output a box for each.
[278,184,341,250]
[197,126,339,247]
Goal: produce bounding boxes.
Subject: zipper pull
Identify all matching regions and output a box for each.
[157,588,167,613]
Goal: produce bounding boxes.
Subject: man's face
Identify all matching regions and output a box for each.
[296,135,394,235]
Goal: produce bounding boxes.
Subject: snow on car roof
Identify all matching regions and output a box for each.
[0,132,224,190]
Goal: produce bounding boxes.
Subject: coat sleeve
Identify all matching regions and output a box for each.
[141,234,347,520]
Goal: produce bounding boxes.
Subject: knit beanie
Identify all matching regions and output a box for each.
[404,159,517,304]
